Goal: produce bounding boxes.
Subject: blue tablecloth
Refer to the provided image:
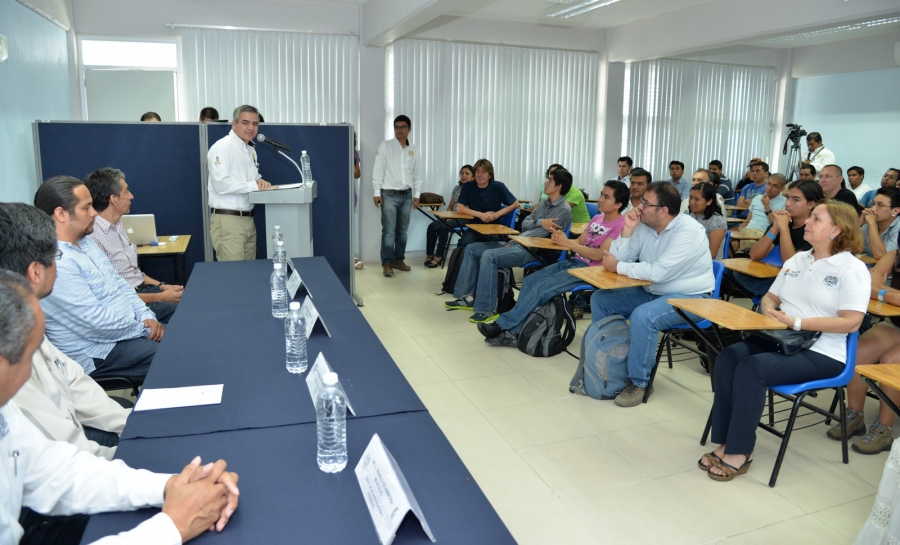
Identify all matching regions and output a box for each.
[121,258,425,440]
[82,412,515,544]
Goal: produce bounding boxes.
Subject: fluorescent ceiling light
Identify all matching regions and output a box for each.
[764,15,900,42]
[546,0,622,19]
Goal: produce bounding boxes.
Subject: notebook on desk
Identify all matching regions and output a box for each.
[120,214,158,245]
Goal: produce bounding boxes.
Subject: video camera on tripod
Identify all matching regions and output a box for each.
[782,123,807,181]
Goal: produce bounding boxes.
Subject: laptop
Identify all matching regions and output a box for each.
[120,214,158,245]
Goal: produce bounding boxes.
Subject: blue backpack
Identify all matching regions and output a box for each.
[569,315,630,400]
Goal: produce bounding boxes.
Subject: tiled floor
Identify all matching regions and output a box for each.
[353,260,889,544]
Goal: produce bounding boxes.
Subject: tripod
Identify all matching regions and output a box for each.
[782,137,803,182]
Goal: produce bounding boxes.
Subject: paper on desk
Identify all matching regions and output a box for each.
[134,384,224,411]
[270,183,305,190]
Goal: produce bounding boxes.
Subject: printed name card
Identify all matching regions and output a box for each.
[305,352,356,415]
[300,296,329,338]
[355,434,436,545]
[285,257,312,300]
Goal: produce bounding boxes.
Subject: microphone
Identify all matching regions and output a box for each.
[256,134,291,152]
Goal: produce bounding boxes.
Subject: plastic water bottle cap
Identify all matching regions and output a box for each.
[274,263,282,270]
[302,150,307,155]
[323,372,338,386]
[289,302,300,310]
[277,240,284,246]
[274,225,281,229]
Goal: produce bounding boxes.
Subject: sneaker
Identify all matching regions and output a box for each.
[477,322,501,339]
[469,312,499,323]
[486,330,518,348]
[826,410,866,441]
[445,296,474,311]
[615,380,648,407]
[852,422,894,455]
[392,260,411,272]
[382,264,394,277]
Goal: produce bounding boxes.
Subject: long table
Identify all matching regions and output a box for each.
[82,258,513,544]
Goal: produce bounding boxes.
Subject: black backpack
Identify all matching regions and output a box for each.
[497,268,516,314]
[440,247,465,294]
[517,295,576,357]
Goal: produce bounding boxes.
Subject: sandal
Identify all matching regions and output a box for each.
[697,451,722,472]
[425,257,443,268]
[354,259,364,270]
[708,455,753,482]
[424,255,434,266]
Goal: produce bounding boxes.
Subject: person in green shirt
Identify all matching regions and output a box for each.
[538,164,589,223]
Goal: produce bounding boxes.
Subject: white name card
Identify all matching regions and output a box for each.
[355,434,436,545]
[305,352,356,416]
[134,384,223,411]
[300,296,329,337]
[286,270,302,299]
[285,258,312,299]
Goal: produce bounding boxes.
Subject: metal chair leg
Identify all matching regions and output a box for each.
[700,410,713,446]
[769,392,806,487]
[839,387,849,464]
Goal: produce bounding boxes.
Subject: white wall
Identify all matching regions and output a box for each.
[0,0,73,202]
[792,67,900,185]
[792,31,900,78]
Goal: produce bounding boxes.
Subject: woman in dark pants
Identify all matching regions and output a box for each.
[424,165,474,267]
[700,200,870,481]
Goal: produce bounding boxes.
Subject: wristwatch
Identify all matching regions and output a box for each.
[793,318,802,332]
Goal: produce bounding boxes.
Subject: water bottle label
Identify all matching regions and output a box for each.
[355,433,436,545]
[305,352,356,415]
[300,296,330,338]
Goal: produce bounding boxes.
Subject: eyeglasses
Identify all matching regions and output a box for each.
[640,197,663,208]
[393,125,409,130]
[874,202,892,209]
[54,249,63,261]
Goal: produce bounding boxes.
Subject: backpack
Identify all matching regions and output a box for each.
[496,268,516,314]
[517,295,575,357]
[440,247,465,294]
[569,315,630,400]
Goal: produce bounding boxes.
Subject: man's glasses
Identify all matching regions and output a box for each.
[874,202,893,209]
[54,249,63,261]
[640,197,663,208]
[393,125,409,130]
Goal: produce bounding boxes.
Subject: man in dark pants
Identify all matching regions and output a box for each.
[372,115,422,276]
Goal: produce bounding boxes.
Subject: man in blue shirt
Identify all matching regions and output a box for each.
[34,176,162,380]
[708,160,733,205]
[668,161,691,200]
[735,161,769,219]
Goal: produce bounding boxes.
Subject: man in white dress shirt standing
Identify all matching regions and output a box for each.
[207,105,272,261]
[372,115,423,277]
[803,132,836,174]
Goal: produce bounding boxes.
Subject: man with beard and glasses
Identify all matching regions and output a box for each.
[34,176,161,381]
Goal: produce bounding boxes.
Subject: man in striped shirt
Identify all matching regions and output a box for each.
[85,167,181,323]
[34,176,162,379]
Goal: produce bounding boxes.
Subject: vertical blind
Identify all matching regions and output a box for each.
[623,59,776,183]
[392,39,600,200]
[181,28,358,124]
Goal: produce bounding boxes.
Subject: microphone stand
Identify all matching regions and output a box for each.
[276,149,305,184]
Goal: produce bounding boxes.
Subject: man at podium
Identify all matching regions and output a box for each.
[207,105,272,261]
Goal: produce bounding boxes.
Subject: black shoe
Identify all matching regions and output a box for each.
[478,322,501,339]
[486,330,518,348]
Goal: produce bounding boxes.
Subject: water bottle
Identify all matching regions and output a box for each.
[285,302,307,374]
[270,263,289,318]
[300,150,313,184]
[274,240,287,266]
[316,372,347,472]
[271,225,283,259]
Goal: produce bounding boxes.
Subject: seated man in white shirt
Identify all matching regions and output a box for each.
[0,273,239,544]
[85,167,182,324]
[732,173,787,250]
[0,204,129,460]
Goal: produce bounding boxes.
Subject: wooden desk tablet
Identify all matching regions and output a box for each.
[858,364,900,421]
[509,235,567,251]
[432,210,473,220]
[137,235,191,284]
[570,223,588,236]
[726,217,744,224]
[724,204,749,211]
[857,254,878,266]
[417,202,444,211]
[567,266,651,290]
[667,298,786,331]
[468,223,519,236]
[868,300,900,318]
[730,229,764,241]
[721,258,781,278]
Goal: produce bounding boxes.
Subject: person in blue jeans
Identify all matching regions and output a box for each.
[590,182,715,408]
[477,180,629,346]
[372,115,423,277]
[446,169,574,323]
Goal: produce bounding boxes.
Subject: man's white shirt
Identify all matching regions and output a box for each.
[807,145,836,173]
[372,139,423,198]
[207,130,262,211]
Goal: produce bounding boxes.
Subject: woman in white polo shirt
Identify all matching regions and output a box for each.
[699,200,870,481]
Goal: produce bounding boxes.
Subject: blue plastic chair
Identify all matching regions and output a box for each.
[586,202,599,218]
[700,331,860,487]
[651,261,726,385]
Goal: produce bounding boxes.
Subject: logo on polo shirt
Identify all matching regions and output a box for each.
[823,275,839,288]
[0,413,7,441]
[784,269,800,278]
[54,357,66,373]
